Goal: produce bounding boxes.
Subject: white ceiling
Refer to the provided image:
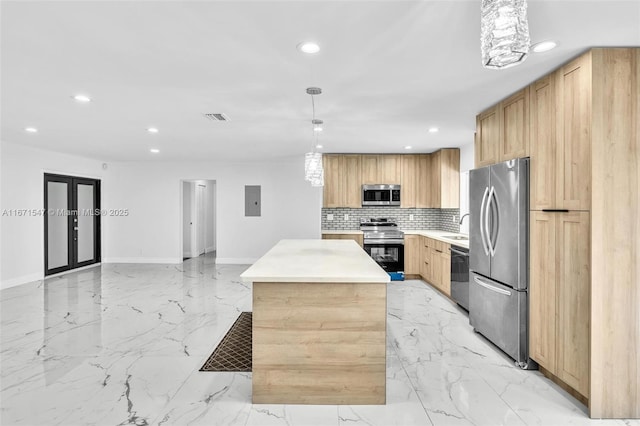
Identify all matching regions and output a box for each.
[1,1,639,162]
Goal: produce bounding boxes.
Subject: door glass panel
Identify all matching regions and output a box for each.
[77,184,94,263]
[47,182,68,269]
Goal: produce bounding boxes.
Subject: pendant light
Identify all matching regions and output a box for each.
[481,0,530,69]
[304,87,324,187]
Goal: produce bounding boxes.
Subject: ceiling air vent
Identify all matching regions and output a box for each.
[203,113,230,121]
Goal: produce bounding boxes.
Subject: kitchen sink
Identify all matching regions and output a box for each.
[446,236,469,240]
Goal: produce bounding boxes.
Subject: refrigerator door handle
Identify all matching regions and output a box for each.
[479,186,490,256]
[473,275,511,296]
[488,186,498,257]
[485,186,494,256]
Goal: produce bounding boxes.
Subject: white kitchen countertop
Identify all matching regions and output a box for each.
[402,230,469,249]
[240,239,390,283]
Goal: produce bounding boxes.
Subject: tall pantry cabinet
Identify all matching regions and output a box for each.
[478,48,639,419]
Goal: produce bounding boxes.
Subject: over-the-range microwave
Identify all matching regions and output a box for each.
[362,184,401,206]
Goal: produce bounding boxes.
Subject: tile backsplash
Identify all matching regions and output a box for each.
[322,207,461,233]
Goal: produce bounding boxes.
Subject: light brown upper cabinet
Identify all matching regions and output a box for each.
[499,88,530,161]
[380,155,402,184]
[361,154,401,185]
[322,154,361,208]
[475,88,529,168]
[416,154,431,208]
[530,74,557,210]
[475,105,500,167]
[430,149,460,208]
[361,155,379,185]
[401,155,418,208]
[530,54,591,211]
[323,154,343,208]
[556,54,591,211]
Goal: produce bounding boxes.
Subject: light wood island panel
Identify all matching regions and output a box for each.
[252,281,386,405]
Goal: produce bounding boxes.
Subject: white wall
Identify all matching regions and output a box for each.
[458,142,474,234]
[182,181,192,257]
[0,141,106,289]
[103,159,322,264]
[206,181,216,252]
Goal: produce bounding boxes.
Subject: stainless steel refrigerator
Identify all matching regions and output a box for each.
[469,157,535,369]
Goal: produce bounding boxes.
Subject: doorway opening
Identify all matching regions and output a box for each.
[44,173,101,276]
[181,180,216,261]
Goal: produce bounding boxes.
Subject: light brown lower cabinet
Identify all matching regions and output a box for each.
[530,211,590,399]
[416,236,451,296]
[403,235,421,275]
[321,233,364,248]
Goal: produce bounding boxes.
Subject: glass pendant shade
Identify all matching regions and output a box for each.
[481,0,530,69]
[304,152,324,187]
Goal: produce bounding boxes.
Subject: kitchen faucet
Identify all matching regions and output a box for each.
[459,213,469,225]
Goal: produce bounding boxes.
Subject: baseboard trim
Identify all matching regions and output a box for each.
[216,257,257,265]
[102,257,182,264]
[0,273,44,290]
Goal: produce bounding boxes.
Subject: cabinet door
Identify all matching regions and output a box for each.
[438,251,451,297]
[529,212,557,372]
[530,75,557,210]
[429,247,442,290]
[401,155,417,208]
[430,151,441,208]
[416,155,431,208]
[557,55,591,210]
[361,155,379,184]
[500,87,530,161]
[322,155,343,208]
[343,155,362,208]
[380,155,401,184]
[475,106,500,167]
[404,235,420,274]
[420,237,431,281]
[439,149,460,208]
[556,212,590,398]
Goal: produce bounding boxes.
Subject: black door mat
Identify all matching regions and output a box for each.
[200,312,252,372]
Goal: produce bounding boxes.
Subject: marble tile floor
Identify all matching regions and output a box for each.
[1,254,638,426]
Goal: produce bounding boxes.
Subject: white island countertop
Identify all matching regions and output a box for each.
[240,239,390,283]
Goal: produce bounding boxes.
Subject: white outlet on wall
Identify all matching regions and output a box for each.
[344,214,349,221]
[327,214,334,221]
[409,214,414,221]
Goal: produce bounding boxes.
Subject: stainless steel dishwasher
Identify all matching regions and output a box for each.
[450,245,469,311]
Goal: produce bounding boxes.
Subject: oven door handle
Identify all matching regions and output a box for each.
[449,247,469,256]
[364,239,405,245]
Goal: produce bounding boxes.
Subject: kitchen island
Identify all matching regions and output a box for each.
[240,239,389,405]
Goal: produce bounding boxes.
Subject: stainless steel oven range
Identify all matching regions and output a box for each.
[360,217,404,272]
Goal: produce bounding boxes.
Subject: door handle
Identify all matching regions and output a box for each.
[484,186,494,256]
[487,186,497,257]
[473,275,511,296]
[479,187,489,256]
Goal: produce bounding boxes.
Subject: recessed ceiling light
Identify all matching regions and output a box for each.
[147,127,159,133]
[150,148,160,154]
[428,127,439,133]
[404,146,412,150]
[297,42,320,54]
[25,127,38,133]
[532,41,557,53]
[73,94,91,103]
[315,144,323,149]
